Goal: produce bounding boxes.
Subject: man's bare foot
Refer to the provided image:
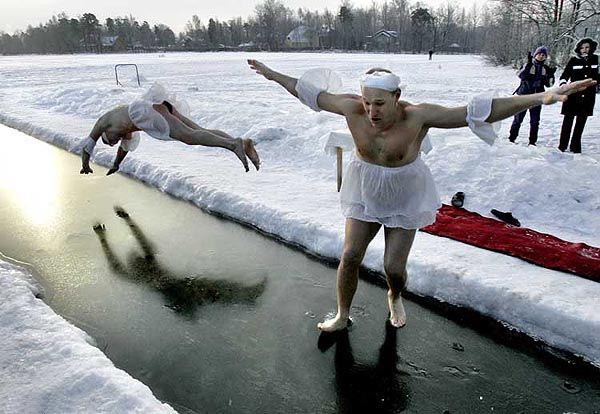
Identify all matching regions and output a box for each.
[388,290,406,328]
[233,138,249,172]
[243,138,260,171]
[317,314,350,332]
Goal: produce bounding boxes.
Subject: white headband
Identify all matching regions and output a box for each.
[360,71,401,92]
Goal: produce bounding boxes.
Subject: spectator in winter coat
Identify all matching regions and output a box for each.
[508,46,556,145]
[558,38,600,153]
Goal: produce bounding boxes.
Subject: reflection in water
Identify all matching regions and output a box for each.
[319,323,410,413]
[0,135,59,226]
[93,206,267,317]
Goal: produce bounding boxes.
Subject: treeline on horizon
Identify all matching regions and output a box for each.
[1,0,599,66]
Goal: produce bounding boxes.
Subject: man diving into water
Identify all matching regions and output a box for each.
[80,84,260,175]
[248,58,595,332]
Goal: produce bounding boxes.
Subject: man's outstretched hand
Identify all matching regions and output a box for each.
[247,59,274,80]
[80,164,93,174]
[543,79,597,105]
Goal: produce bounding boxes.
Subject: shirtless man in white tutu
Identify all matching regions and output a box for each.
[80,84,260,175]
[248,59,595,332]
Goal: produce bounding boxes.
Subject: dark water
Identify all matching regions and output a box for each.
[1,125,599,413]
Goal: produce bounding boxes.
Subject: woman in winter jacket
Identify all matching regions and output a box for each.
[558,38,599,153]
[508,46,556,145]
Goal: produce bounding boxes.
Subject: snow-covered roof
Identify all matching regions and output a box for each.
[101,36,120,47]
[286,25,313,43]
[371,29,399,39]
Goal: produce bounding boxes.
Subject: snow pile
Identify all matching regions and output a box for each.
[0,258,176,413]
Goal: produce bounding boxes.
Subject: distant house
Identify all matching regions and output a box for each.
[214,43,235,51]
[285,26,319,49]
[101,36,127,53]
[447,42,462,54]
[366,29,398,52]
[131,41,145,53]
[181,36,209,52]
[238,41,260,52]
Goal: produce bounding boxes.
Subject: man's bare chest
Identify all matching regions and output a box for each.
[351,125,419,158]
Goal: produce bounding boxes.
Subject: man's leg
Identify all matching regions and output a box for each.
[167,104,260,170]
[570,115,588,153]
[528,105,541,145]
[152,104,250,171]
[508,111,526,142]
[383,227,416,328]
[318,218,381,332]
[559,115,574,152]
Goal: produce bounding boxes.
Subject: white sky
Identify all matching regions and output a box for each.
[1,0,480,35]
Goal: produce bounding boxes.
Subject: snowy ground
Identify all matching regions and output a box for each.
[0,52,599,409]
[0,255,176,413]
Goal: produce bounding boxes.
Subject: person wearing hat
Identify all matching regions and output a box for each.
[508,46,556,145]
[558,38,600,153]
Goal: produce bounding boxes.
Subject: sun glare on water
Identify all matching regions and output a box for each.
[0,131,60,227]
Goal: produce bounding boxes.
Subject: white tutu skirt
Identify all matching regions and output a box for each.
[128,83,190,141]
[340,154,441,229]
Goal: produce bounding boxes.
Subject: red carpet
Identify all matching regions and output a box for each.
[421,204,600,282]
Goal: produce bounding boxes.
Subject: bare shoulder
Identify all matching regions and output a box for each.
[342,94,365,113]
[103,105,130,123]
[112,104,130,116]
[341,93,362,102]
[403,101,431,121]
[407,102,467,129]
[318,92,363,115]
[408,101,454,116]
[409,102,442,112]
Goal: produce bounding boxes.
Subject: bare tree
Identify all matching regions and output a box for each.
[486,0,600,65]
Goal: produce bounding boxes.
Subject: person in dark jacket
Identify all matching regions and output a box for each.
[558,38,600,153]
[508,46,556,145]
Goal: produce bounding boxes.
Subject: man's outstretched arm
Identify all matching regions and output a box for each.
[248,59,299,98]
[107,146,128,176]
[421,78,597,129]
[247,59,359,116]
[486,79,596,122]
[80,146,94,174]
[80,117,106,174]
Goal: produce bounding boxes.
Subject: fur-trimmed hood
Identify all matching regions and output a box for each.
[574,37,598,55]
